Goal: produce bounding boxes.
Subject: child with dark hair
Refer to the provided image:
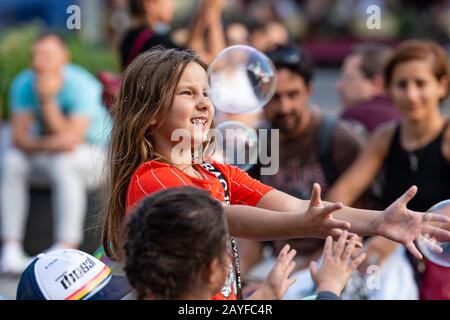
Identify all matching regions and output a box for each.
[124,186,367,300]
[124,186,234,300]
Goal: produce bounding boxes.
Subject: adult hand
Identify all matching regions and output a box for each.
[374,186,450,259]
[201,0,226,21]
[203,0,226,12]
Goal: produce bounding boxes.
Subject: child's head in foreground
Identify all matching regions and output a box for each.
[124,186,231,300]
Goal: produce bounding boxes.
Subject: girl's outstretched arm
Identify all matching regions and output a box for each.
[256,187,380,236]
[224,183,351,240]
[252,184,450,259]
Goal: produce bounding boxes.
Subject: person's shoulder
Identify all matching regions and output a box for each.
[65,63,94,76]
[121,26,146,42]
[203,159,252,182]
[372,120,398,140]
[206,159,239,173]
[369,120,399,156]
[11,69,34,88]
[65,64,99,85]
[317,113,362,145]
[369,96,397,109]
[341,103,360,116]
[343,97,400,118]
[323,117,365,158]
[333,118,359,137]
[65,63,88,74]
[341,99,372,117]
[128,160,180,193]
[341,104,371,125]
[126,160,178,211]
[133,160,173,177]
[203,159,230,175]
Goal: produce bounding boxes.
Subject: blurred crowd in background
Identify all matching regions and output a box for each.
[3,0,450,118]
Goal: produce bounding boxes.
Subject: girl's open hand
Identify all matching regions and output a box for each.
[305,183,352,239]
[374,186,450,259]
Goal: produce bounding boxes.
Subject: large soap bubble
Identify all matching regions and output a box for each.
[417,200,450,267]
[208,45,277,114]
[212,121,258,171]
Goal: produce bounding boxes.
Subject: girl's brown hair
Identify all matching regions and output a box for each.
[102,47,208,260]
[384,40,450,100]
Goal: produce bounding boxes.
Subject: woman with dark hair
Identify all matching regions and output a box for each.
[328,40,450,299]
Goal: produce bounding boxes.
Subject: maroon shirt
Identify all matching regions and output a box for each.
[341,96,401,133]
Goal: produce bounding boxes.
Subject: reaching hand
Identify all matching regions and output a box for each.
[374,186,450,259]
[256,244,297,300]
[310,231,367,297]
[305,183,352,239]
[200,0,226,20]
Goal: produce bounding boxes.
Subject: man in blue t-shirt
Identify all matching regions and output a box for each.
[0,32,111,274]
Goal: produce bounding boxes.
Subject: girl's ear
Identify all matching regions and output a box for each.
[202,258,217,284]
[148,118,158,131]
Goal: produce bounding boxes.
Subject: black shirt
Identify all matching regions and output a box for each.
[119,26,180,70]
[382,121,450,212]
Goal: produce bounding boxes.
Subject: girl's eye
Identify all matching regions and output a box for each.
[181,90,192,95]
[203,91,209,97]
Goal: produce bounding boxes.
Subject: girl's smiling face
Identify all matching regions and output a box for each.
[152,61,214,157]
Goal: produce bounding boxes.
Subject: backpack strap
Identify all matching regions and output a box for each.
[201,163,242,300]
[127,28,154,66]
[317,115,339,185]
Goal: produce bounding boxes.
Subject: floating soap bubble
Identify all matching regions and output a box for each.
[212,121,258,171]
[208,45,277,114]
[417,200,450,267]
